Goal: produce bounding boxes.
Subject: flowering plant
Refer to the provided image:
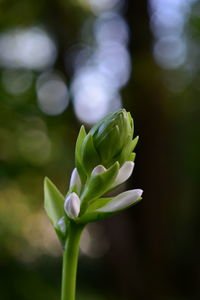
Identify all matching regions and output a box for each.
[44,109,143,300]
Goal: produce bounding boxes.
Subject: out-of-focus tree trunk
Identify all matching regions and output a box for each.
[105,1,175,299]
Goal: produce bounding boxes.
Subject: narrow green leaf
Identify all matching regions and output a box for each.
[118,135,138,165]
[127,111,134,135]
[75,126,87,182]
[87,197,112,212]
[75,125,87,162]
[81,134,100,175]
[129,152,136,161]
[44,177,66,227]
[97,125,121,166]
[130,136,139,152]
[78,197,113,223]
[79,196,142,224]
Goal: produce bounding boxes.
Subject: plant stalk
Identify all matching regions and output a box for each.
[61,222,84,300]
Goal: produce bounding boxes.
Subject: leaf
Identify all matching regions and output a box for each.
[86,197,112,212]
[79,191,142,223]
[75,126,87,182]
[127,111,134,135]
[76,158,87,184]
[44,177,66,228]
[80,161,119,206]
[97,125,121,165]
[78,197,113,223]
[75,125,87,162]
[130,136,139,152]
[129,152,136,161]
[81,134,100,175]
[118,136,138,165]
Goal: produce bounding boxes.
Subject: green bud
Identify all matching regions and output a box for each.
[75,109,135,179]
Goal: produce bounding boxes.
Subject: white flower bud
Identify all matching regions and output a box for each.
[112,161,135,188]
[91,165,107,176]
[96,189,143,212]
[64,192,80,219]
[69,168,81,193]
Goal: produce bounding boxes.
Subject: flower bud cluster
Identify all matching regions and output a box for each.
[64,162,143,220]
[75,109,138,181]
[63,109,143,222]
[44,109,143,243]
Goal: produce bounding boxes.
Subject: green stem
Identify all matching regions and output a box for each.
[61,222,84,300]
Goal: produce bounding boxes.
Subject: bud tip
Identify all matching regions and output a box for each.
[135,189,143,198]
[91,165,107,176]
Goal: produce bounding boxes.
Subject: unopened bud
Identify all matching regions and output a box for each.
[64,192,80,219]
[91,165,107,176]
[69,168,82,193]
[96,189,143,212]
[112,161,135,187]
[75,109,135,177]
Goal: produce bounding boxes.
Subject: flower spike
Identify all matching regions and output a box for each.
[44,108,143,300]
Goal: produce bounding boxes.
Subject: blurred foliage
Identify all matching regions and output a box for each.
[0,0,200,300]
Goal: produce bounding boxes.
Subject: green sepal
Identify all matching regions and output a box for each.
[78,196,142,224]
[81,134,101,175]
[130,136,139,152]
[75,125,87,182]
[97,125,121,167]
[89,110,114,136]
[76,159,87,184]
[80,161,119,211]
[118,136,138,165]
[44,177,66,226]
[44,177,67,242]
[75,125,87,161]
[127,111,134,135]
[129,152,136,161]
[66,184,80,198]
[78,197,113,223]
[55,216,70,246]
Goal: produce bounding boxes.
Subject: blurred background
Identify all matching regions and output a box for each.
[0,0,200,299]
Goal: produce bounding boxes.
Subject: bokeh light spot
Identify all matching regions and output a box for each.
[153,36,186,69]
[78,0,122,14]
[94,12,129,46]
[80,224,110,258]
[71,67,122,124]
[0,27,57,70]
[2,69,33,95]
[95,42,131,89]
[36,72,69,115]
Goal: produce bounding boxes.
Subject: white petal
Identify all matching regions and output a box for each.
[96,189,143,213]
[69,168,81,192]
[112,161,135,187]
[91,165,107,176]
[64,192,80,219]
